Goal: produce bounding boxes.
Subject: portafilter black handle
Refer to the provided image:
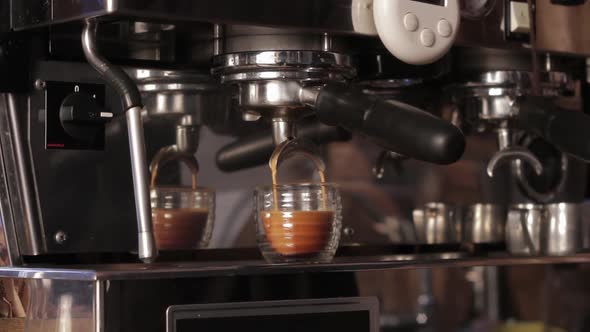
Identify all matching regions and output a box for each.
[516,96,590,162]
[216,122,351,172]
[314,83,465,164]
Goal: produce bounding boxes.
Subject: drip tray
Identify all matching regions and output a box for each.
[2,250,590,282]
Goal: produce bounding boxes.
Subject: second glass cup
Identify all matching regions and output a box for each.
[255,183,342,264]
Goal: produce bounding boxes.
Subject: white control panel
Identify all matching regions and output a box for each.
[372,0,460,65]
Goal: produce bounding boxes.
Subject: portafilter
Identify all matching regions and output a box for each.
[212,50,466,170]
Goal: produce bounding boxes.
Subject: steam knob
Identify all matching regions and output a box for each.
[59,92,113,142]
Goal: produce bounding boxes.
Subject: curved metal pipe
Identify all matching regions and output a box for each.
[486,147,543,178]
[82,20,157,263]
[82,20,142,109]
[486,127,543,178]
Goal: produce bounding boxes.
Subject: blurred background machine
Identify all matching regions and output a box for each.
[2,0,590,331]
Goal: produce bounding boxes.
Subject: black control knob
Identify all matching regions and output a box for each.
[59,92,113,143]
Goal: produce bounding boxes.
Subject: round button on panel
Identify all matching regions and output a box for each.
[372,0,461,65]
[420,29,436,47]
[437,19,453,37]
[403,13,419,31]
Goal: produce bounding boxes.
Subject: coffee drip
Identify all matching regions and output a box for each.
[264,138,333,257]
[150,146,199,190]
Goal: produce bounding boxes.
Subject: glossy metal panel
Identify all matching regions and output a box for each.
[0,153,12,266]
[5,94,44,256]
[0,95,22,266]
[24,278,96,331]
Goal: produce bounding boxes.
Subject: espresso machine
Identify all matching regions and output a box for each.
[2,1,590,331]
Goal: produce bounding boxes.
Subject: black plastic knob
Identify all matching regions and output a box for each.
[59,92,112,143]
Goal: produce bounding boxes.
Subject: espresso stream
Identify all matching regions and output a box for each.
[152,208,209,250]
[265,150,332,256]
[270,160,327,210]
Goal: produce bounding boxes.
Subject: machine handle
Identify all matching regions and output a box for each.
[216,122,351,172]
[516,96,590,162]
[313,83,466,164]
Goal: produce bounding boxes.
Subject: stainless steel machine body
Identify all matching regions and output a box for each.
[6,0,590,56]
[1,1,590,332]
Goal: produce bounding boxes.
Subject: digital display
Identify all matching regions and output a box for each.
[176,311,371,332]
[413,0,445,6]
[168,297,378,332]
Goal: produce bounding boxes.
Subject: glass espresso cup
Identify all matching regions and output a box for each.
[255,183,342,263]
[149,146,214,251]
[150,187,215,250]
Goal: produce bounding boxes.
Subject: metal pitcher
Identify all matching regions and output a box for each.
[506,203,582,256]
[545,203,582,255]
[506,204,545,255]
[464,204,506,244]
[412,203,461,244]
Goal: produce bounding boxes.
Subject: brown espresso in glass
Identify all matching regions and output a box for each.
[263,155,333,256]
[261,210,333,255]
[152,207,209,250]
[150,153,207,251]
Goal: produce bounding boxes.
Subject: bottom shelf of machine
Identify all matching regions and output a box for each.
[2,247,590,281]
